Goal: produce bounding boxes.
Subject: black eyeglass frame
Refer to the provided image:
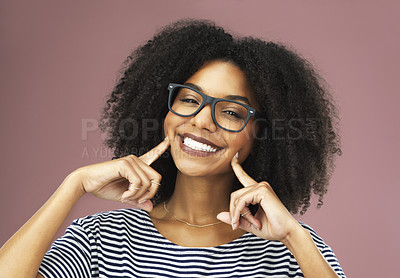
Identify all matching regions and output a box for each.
[167,83,265,132]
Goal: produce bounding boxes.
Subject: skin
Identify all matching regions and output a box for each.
[150,60,262,246]
[0,60,339,278]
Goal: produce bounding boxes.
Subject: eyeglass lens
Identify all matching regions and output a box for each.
[170,86,249,131]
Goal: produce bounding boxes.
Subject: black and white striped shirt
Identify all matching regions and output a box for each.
[39,208,346,277]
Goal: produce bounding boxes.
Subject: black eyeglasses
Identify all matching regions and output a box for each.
[167,83,264,132]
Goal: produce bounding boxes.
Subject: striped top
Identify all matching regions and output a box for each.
[39,208,346,277]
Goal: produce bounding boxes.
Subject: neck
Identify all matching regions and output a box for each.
[167,171,234,225]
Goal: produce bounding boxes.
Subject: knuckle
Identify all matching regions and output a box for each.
[258,187,268,195]
[259,181,271,189]
[144,178,153,188]
[147,190,157,199]
[119,159,131,168]
[131,175,141,185]
[257,182,272,194]
[237,199,246,207]
[120,154,134,160]
[154,173,162,182]
[141,179,150,189]
[148,186,158,194]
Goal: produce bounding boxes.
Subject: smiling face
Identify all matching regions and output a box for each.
[164,60,260,177]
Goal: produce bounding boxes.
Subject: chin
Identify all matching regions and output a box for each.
[174,160,211,177]
[178,168,209,177]
[173,158,231,178]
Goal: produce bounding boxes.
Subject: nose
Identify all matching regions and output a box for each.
[189,104,217,133]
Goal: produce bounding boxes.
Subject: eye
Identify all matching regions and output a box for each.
[180,98,200,105]
[223,110,244,119]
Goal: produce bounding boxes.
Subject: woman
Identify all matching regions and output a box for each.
[0,19,345,277]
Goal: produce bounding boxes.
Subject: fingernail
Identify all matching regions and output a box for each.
[138,199,148,204]
[231,223,235,230]
[252,224,259,230]
[234,152,239,159]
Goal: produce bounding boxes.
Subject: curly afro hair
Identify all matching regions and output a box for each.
[100,19,342,215]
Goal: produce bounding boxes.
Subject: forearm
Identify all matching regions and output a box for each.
[282,225,340,278]
[0,170,85,277]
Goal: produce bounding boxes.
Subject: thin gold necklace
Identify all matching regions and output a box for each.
[163,201,223,228]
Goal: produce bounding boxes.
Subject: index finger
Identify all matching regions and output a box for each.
[231,154,257,187]
[139,137,170,165]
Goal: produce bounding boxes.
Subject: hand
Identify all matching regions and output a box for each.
[217,154,302,242]
[74,138,170,211]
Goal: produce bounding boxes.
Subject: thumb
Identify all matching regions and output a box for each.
[123,199,154,212]
[216,211,231,224]
[217,211,259,234]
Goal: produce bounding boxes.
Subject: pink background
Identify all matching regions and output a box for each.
[1,1,399,277]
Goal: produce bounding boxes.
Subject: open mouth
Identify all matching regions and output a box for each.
[178,133,223,157]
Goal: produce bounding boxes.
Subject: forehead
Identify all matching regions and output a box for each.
[185,61,260,109]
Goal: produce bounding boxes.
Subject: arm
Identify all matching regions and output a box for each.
[217,154,343,277]
[0,138,170,278]
[282,224,340,277]
[0,171,85,277]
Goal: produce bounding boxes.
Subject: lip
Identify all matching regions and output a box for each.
[178,133,223,157]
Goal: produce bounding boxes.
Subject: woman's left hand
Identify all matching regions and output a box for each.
[217,154,303,242]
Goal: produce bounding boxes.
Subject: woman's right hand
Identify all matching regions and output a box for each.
[74,137,170,211]
[0,139,170,278]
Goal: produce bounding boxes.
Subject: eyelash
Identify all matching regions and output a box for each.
[223,110,243,119]
[180,98,199,104]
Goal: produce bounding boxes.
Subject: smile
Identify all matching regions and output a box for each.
[178,133,223,157]
[183,137,217,152]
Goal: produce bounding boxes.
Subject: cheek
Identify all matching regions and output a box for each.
[229,127,256,155]
[163,112,172,134]
[231,134,252,149]
[163,113,175,141]
[163,112,187,136]
[164,112,178,132]
[228,126,254,144]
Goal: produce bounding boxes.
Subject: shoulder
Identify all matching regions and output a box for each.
[298,221,329,248]
[75,208,146,222]
[297,222,346,277]
[71,208,150,232]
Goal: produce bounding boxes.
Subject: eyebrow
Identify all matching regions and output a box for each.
[184,82,251,106]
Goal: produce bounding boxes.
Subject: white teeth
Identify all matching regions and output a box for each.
[183,137,217,152]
